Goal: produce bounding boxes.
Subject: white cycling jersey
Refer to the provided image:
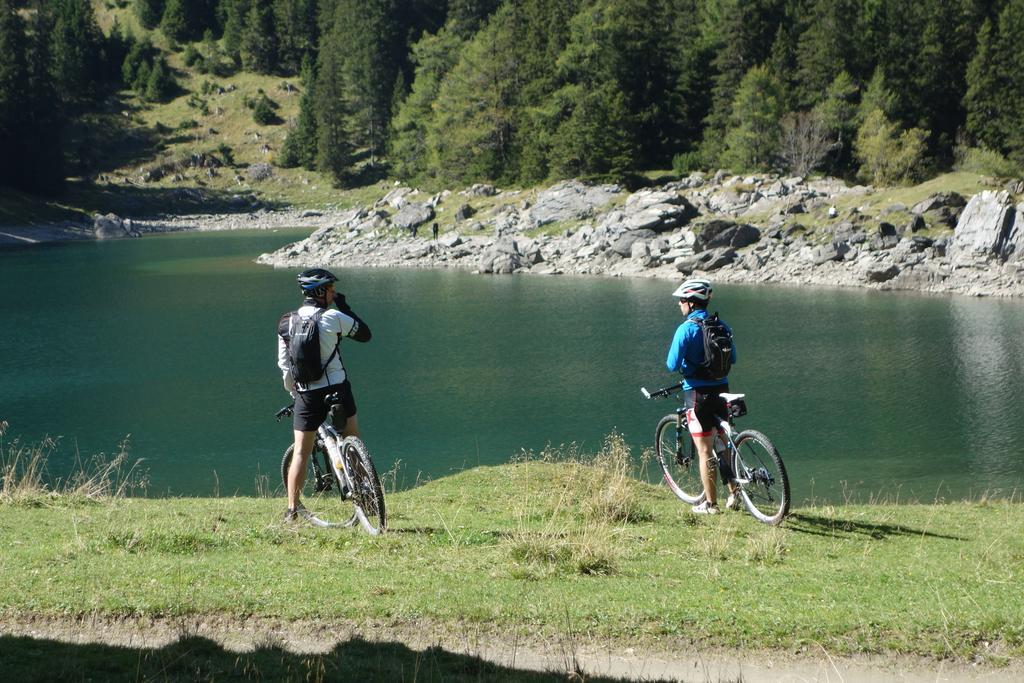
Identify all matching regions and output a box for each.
[277,305,357,391]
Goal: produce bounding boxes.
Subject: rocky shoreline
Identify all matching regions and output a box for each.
[4,173,1024,297]
[251,173,1024,298]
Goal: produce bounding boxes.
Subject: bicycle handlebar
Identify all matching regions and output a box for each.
[640,382,684,400]
[275,404,294,421]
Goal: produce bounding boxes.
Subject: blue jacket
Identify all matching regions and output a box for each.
[666,309,736,390]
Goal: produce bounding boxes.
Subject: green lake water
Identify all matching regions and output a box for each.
[2,229,1023,502]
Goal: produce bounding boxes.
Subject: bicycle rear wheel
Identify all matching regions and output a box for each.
[732,429,790,525]
[655,414,704,505]
[340,436,386,535]
[281,443,357,528]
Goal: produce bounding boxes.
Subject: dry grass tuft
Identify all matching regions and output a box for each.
[745,527,788,565]
[504,433,652,577]
[0,424,148,504]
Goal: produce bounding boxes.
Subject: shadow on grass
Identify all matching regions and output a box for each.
[785,512,966,541]
[0,633,661,682]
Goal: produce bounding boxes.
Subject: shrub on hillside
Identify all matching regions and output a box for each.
[955,145,1022,179]
[672,151,703,176]
[247,93,281,126]
[854,109,929,185]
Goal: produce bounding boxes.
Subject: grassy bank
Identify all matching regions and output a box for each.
[2,437,1022,671]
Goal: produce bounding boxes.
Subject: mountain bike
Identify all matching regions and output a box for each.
[642,382,790,525]
[275,396,386,535]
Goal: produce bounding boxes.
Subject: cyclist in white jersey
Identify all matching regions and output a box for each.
[277,268,372,520]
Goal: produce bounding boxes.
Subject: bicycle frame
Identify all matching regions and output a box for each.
[647,383,745,486]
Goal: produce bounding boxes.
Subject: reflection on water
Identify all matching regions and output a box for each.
[949,296,1024,488]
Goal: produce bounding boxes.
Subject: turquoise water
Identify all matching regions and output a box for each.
[1,229,1023,501]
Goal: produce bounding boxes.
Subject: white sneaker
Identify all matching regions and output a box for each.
[725,493,740,510]
[691,501,720,515]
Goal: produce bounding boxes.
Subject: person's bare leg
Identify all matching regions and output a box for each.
[693,432,717,507]
[288,430,316,511]
[340,414,360,439]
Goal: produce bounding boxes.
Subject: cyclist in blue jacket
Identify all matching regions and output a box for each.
[666,278,738,515]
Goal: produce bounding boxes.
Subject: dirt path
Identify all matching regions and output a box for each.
[2,614,1018,682]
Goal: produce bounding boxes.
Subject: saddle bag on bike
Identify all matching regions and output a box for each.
[280,309,337,385]
[689,313,733,381]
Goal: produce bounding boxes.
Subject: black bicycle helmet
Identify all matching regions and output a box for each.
[297,268,338,296]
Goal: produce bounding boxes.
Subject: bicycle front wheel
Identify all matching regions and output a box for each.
[655,414,704,505]
[281,443,357,528]
[732,429,790,525]
[341,436,386,535]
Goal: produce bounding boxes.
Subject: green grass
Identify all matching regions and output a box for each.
[2,435,1022,666]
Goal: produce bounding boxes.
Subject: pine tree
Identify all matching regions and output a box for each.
[274,0,318,74]
[549,82,635,180]
[721,64,784,171]
[810,70,857,172]
[913,0,971,161]
[994,0,1024,164]
[323,0,404,162]
[221,0,248,65]
[963,18,1001,151]
[0,0,28,188]
[859,67,897,124]
[161,0,191,42]
[135,0,166,30]
[793,0,857,109]
[667,0,716,159]
[145,57,177,102]
[447,0,501,38]
[427,3,524,183]
[279,57,318,168]
[315,31,353,184]
[869,0,924,129]
[49,0,103,106]
[389,28,462,180]
[241,0,277,73]
[700,0,785,166]
[23,7,65,192]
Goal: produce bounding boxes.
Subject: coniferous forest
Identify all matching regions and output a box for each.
[1,0,1023,196]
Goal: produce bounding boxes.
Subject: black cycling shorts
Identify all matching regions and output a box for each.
[293,380,357,432]
[684,384,729,437]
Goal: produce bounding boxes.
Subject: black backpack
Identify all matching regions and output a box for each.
[688,313,733,381]
[279,309,338,385]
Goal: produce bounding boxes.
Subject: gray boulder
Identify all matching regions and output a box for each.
[697,220,761,251]
[380,186,414,209]
[610,229,656,256]
[93,213,140,239]
[951,191,1019,261]
[865,263,900,282]
[623,199,698,232]
[911,192,965,214]
[903,214,926,233]
[527,180,621,226]
[811,244,840,265]
[246,163,273,182]
[454,203,475,222]
[439,232,463,248]
[704,248,737,270]
[466,183,497,197]
[392,202,435,231]
[630,241,650,259]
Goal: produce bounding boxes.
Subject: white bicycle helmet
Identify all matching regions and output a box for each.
[672,278,712,302]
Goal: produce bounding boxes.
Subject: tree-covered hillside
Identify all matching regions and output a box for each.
[1,0,1023,200]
